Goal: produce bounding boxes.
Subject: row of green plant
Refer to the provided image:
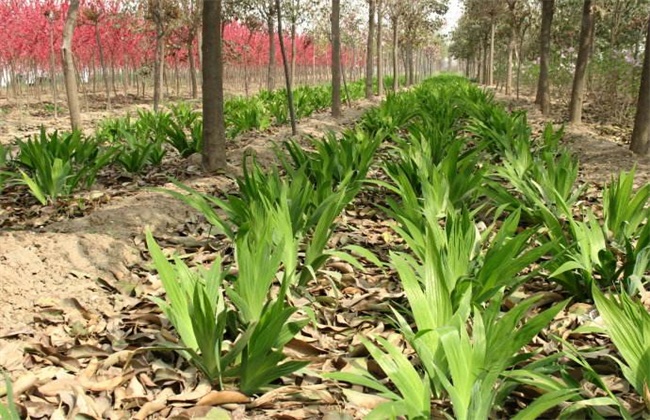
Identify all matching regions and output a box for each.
[145,74,649,418]
[146,124,383,393]
[0,77,389,204]
[336,75,649,418]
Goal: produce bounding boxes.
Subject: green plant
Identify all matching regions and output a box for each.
[169,102,200,130]
[0,373,21,420]
[429,295,567,420]
[165,118,202,157]
[15,128,114,202]
[146,219,307,394]
[115,129,163,173]
[325,336,432,419]
[20,158,74,205]
[146,230,253,387]
[603,168,650,243]
[135,109,172,143]
[225,97,271,138]
[592,285,650,410]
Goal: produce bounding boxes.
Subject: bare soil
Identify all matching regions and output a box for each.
[0,92,378,417]
[495,91,650,186]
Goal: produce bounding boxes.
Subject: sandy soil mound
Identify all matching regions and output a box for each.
[0,231,139,335]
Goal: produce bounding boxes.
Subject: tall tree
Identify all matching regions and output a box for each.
[505,0,518,95]
[46,9,58,119]
[276,0,298,135]
[388,2,402,91]
[179,0,202,99]
[568,0,596,124]
[147,0,179,112]
[62,0,81,131]
[365,0,377,98]
[331,0,342,117]
[630,13,650,155]
[376,0,384,96]
[202,0,227,171]
[260,1,277,91]
[84,6,111,110]
[535,0,555,116]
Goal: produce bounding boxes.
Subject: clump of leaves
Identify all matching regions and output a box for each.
[16,128,114,203]
[146,198,309,394]
[592,285,650,409]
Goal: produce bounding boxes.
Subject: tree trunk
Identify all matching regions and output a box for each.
[62,0,81,131]
[331,0,342,117]
[506,26,515,96]
[266,5,276,91]
[95,23,111,110]
[392,15,399,91]
[48,19,58,119]
[407,44,414,85]
[536,0,555,115]
[275,0,297,135]
[153,32,165,111]
[188,37,198,98]
[202,0,227,171]
[568,0,595,124]
[365,0,376,98]
[630,14,650,155]
[290,18,297,84]
[376,0,383,96]
[488,19,495,86]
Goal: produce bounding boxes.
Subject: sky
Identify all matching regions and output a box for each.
[442,0,463,35]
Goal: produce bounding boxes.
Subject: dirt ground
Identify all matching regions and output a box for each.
[0,92,375,345]
[495,91,650,186]
[1,86,649,418]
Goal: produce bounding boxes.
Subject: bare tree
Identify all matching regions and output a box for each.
[147,0,179,111]
[276,0,298,135]
[332,0,342,117]
[365,0,376,98]
[46,10,59,119]
[84,6,111,110]
[62,0,81,131]
[535,0,555,116]
[630,13,650,155]
[377,0,384,96]
[568,0,596,124]
[202,0,227,171]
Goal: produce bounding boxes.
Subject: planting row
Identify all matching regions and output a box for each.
[143,75,649,418]
[0,76,402,205]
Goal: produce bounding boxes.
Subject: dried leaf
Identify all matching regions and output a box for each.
[197,390,250,406]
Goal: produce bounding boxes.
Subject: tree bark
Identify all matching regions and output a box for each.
[536,0,555,115]
[331,0,342,117]
[276,0,297,135]
[392,15,399,91]
[365,0,376,98]
[290,16,297,84]
[630,14,650,155]
[488,19,495,86]
[568,0,595,124]
[62,0,81,131]
[188,37,198,98]
[407,43,414,85]
[95,23,111,110]
[506,26,515,95]
[153,36,164,111]
[376,0,384,96]
[47,14,58,119]
[266,3,276,91]
[202,0,227,171]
